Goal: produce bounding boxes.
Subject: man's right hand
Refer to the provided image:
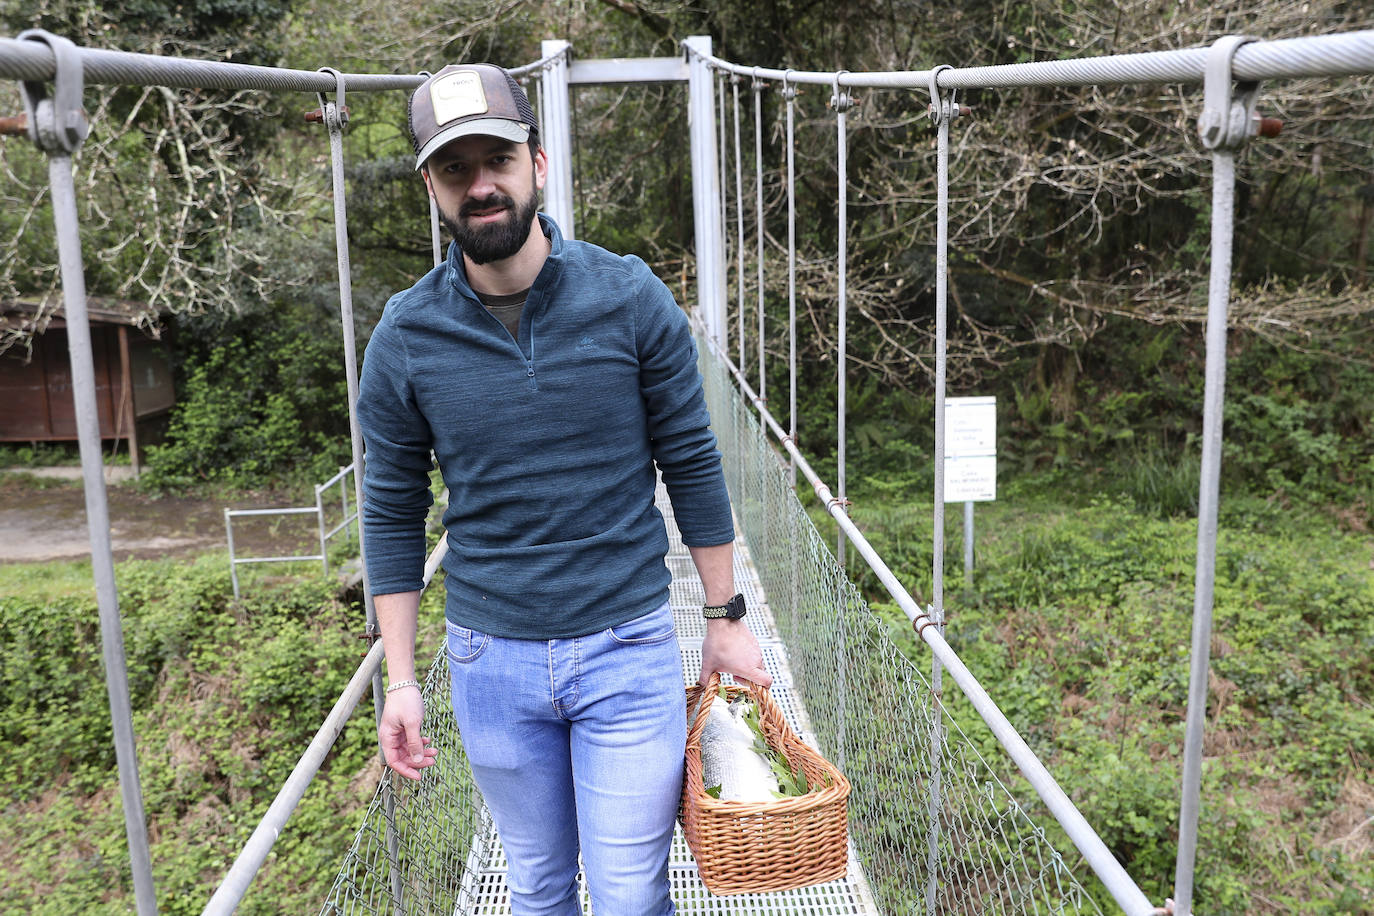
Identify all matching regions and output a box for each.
[379,686,438,780]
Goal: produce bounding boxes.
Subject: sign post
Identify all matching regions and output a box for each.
[944,396,996,583]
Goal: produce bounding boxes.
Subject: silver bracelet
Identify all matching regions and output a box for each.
[385,678,421,694]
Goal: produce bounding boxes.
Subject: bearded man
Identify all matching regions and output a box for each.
[355,63,770,916]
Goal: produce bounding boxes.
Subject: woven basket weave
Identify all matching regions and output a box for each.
[680,673,851,895]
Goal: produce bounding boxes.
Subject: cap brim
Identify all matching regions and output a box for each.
[414,118,532,169]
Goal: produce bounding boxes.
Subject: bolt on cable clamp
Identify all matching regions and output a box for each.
[0,114,29,136]
[1199,35,1281,150]
[17,30,88,154]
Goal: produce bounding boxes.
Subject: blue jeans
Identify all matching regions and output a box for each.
[447,601,685,916]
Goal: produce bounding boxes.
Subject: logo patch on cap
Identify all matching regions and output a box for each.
[431,71,488,126]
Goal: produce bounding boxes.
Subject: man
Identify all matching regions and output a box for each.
[357,63,771,916]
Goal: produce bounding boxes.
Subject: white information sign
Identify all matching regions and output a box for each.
[943,396,996,502]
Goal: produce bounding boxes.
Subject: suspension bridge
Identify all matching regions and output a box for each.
[2,24,1373,916]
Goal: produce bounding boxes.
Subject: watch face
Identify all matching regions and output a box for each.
[724,593,746,619]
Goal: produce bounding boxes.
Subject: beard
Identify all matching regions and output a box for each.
[439,185,540,266]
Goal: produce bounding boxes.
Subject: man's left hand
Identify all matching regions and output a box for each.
[699,617,772,687]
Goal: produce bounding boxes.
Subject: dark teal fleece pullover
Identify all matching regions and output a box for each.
[357,215,734,639]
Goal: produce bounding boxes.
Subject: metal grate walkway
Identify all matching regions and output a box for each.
[451,480,881,915]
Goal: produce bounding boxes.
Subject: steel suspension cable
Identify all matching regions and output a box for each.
[680,30,1374,90]
[832,74,851,567]
[717,70,729,346]
[782,73,798,489]
[927,63,956,916]
[0,30,572,91]
[1172,35,1257,916]
[0,36,421,90]
[753,74,765,412]
[732,75,746,376]
[314,77,382,721]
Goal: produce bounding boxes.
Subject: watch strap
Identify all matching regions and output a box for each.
[702,592,746,619]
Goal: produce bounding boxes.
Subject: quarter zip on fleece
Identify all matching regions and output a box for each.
[524,324,537,390]
[480,299,537,391]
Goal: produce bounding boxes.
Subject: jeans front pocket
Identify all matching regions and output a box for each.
[607,602,676,646]
[445,620,490,664]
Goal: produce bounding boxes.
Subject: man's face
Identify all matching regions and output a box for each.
[423,135,547,265]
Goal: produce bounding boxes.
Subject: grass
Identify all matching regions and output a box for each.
[0,557,100,601]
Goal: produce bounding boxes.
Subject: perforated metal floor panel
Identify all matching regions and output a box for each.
[452,488,879,915]
[457,820,875,916]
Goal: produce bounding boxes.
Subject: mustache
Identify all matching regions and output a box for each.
[459,194,516,218]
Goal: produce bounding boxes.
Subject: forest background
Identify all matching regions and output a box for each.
[0,0,1371,913]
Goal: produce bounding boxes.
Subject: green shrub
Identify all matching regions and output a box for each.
[144,307,351,491]
[0,552,380,914]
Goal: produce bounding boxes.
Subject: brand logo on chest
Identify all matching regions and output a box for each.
[576,335,598,352]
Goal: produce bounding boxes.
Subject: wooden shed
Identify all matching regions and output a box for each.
[0,298,175,475]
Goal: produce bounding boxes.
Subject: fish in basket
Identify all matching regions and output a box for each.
[681,673,851,895]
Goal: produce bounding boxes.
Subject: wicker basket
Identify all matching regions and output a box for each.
[680,673,851,895]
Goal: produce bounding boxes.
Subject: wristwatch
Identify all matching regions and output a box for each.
[702,593,747,620]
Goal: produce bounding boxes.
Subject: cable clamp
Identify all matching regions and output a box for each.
[927,64,968,127]
[356,622,380,651]
[829,71,855,114]
[780,69,798,102]
[17,30,88,154]
[1199,36,1281,150]
[311,66,349,131]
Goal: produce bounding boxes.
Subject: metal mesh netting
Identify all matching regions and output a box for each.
[319,645,488,916]
[320,344,1107,916]
[697,347,1106,916]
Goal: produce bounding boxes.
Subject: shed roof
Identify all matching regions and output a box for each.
[1,296,165,338]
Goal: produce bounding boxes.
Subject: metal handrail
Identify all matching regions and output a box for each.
[202,639,385,916]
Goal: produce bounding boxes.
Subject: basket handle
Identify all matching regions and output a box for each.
[687,672,770,746]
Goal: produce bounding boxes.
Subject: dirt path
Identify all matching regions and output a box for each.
[0,470,327,565]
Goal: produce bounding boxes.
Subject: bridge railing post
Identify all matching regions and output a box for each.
[685,36,727,351]
[538,40,575,239]
[18,28,159,916]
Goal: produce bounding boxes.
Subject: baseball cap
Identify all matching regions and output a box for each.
[408,64,540,170]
